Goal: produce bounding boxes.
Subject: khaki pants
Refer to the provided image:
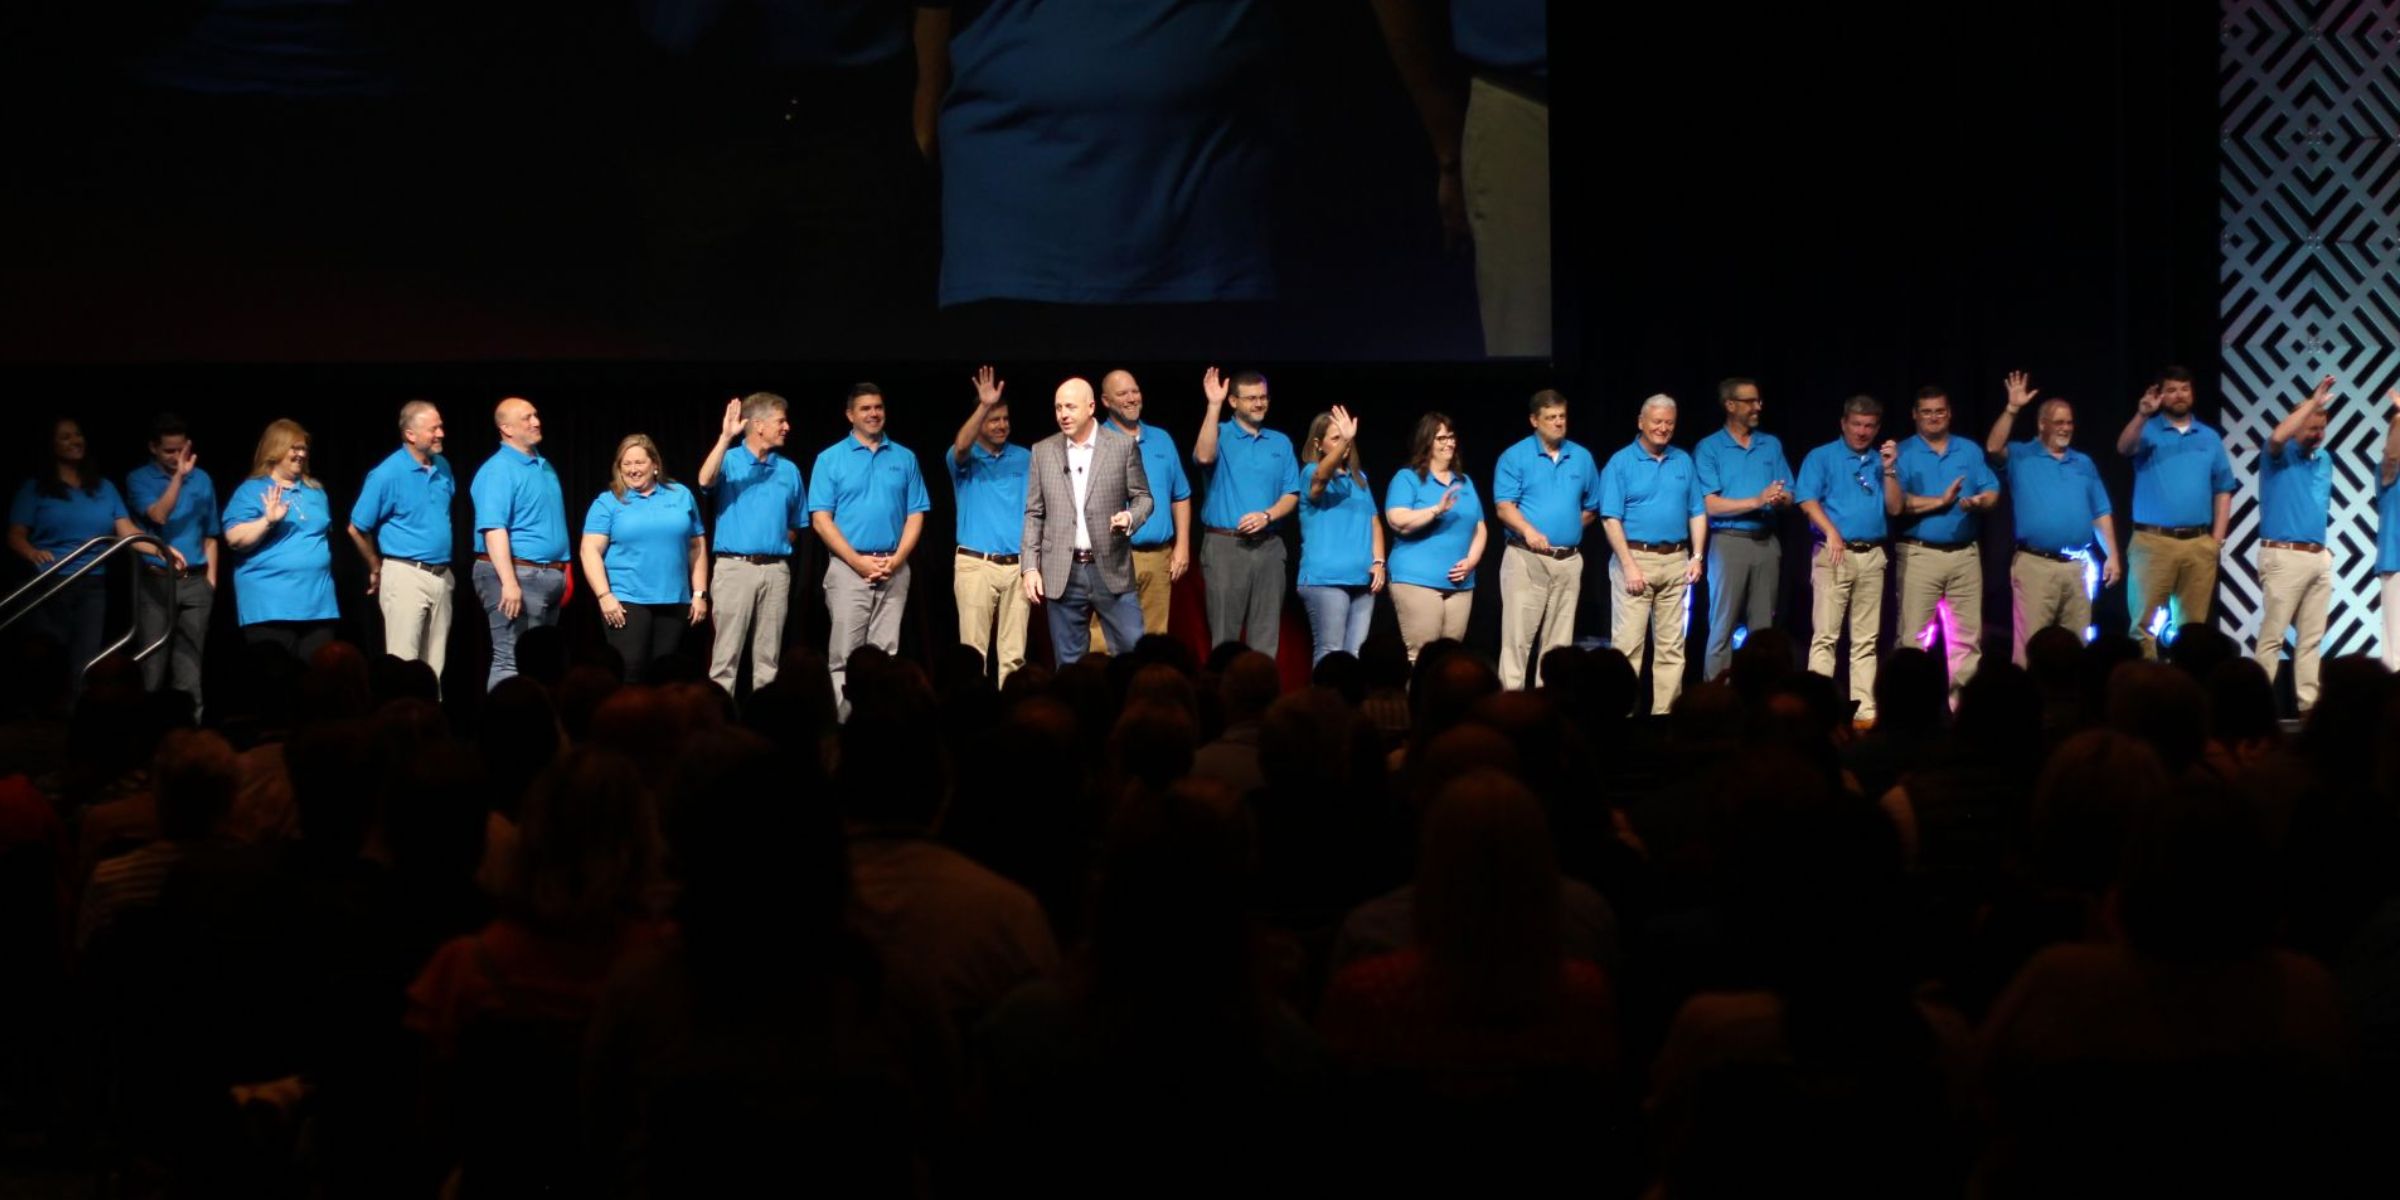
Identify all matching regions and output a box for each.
[1464,76,1551,358]
[2127,529,2221,658]
[956,551,1030,684]
[1609,548,1690,715]
[1498,544,1582,690]
[1809,544,1885,720]
[2254,545,2333,711]
[2010,551,2091,663]
[1390,582,1473,662]
[1092,545,1173,645]
[378,559,453,686]
[709,555,791,694]
[1894,544,1982,697]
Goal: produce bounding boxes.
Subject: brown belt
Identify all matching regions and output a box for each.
[386,556,450,578]
[1205,526,1274,542]
[2136,524,2209,539]
[1899,537,1974,552]
[956,547,1021,565]
[1624,540,1690,554]
[473,552,567,571]
[2260,539,2326,553]
[1507,540,1579,560]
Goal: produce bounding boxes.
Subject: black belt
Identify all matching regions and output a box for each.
[474,552,566,571]
[1205,526,1274,542]
[385,556,450,578]
[1507,540,1579,560]
[141,562,195,578]
[714,551,787,565]
[1071,549,1098,564]
[956,547,1021,565]
[1898,537,1973,552]
[2135,524,2209,539]
[2015,543,2087,562]
[1709,527,1772,541]
[1624,540,1690,554]
[1825,540,1883,554]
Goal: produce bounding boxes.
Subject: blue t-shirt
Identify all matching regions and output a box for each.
[1796,440,1890,542]
[223,477,338,625]
[1296,465,1377,587]
[471,447,571,563]
[586,484,706,606]
[950,441,1032,555]
[125,463,223,570]
[2129,417,2236,527]
[1198,422,1302,531]
[9,477,129,576]
[1118,422,1192,548]
[1492,435,1601,548]
[2005,442,2112,552]
[1892,435,2001,545]
[2380,473,2400,574]
[1598,441,1701,544]
[2256,439,2332,544]
[1692,428,1793,534]
[807,435,930,553]
[349,448,455,564]
[936,0,1273,306]
[707,443,806,557]
[1453,0,1546,76]
[1384,468,1483,592]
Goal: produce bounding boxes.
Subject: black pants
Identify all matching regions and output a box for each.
[243,621,335,662]
[28,575,106,690]
[604,604,690,683]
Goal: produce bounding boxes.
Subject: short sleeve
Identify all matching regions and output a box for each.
[905,457,931,515]
[1597,460,1626,520]
[1795,449,1829,504]
[2085,466,2112,518]
[685,489,706,538]
[1686,462,1705,517]
[1164,450,1191,503]
[125,470,165,522]
[583,493,616,539]
[1580,458,1604,512]
[198,477,222,536]
[349,467,388,532]
[470,464,509,533]
[1382,473,1412,512]
[805,453,836,515]
[2211,439,2238,492]
[99,481,128,522]
[1775,442,1797,483]
[223,479,263,528]
[1277,447,1302,498]
[1973,455,2001,494]
[1693,442,1721,495]
[1492,448,1524,505]
[6,480,34,528]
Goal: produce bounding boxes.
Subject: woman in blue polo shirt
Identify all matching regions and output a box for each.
[223,419,341,659]
[8,416,164,684]
[1383,412,1488,662]
[580,434,708,683]
[1297,407,1387,664]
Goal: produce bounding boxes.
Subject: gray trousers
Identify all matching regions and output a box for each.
[709,555,792,695]
[826,560,910,718]
[136,569,212,714]
[1704,531,1780,682]
[1201,534,1287,659]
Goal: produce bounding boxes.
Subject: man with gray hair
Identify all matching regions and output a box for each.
[1598,393,1704,713]
[348,400,455,688]
[698,391,805,695]
[1796,395,1890,724]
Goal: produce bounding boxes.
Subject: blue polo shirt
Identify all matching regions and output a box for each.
[2381,474,2400,574]
[2005,441,2112,552]
[1198,421,1301,531]
[1796,440,1890,542]
[707,443,806,557]
[1492,435,1601,548]
[223,476,337,625]
[586,484,705,606]
[949,441,1031,555]
[1297,466,1377,587]
[1692,428,1794,533]
[1599,441,1701,543]
[349,447,454,564]
[2129,417,2235,527]
[1116,421,1192,548]
[125,464,221,569]
[807,435,930,554]
[1384,468,1483,592]
[1892,435,2000,544]
[2256,439,2332,544]
[470,447,570,562]
[9,478,130,576]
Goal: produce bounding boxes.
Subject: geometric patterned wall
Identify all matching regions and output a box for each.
[2221,0,2395,657]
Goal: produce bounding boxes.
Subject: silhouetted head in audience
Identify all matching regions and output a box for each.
[479,675,562,820]
[1872,647,1948,739]
[1205,641,1251,675]
[1360,636,1411,692]
[2032,730,2169,898]
[745,647,836,749]
[2297,655,2390,767]
[669,728,849,989]
[1126,663,1199,724]
[2080,632,2142,719]
[372,696,449,758]
[1586,647,1638,720]
[575,640,627,686]
[1669,681,1742,747]
[553,665,622,743]
[2112,772,2277,961]
[65,682,182,803]
[1468,691,1589,810]
[1311,651,1364,705]
[1954,661,2042,766]
[228,638,304,736]
[646,648,705,687]
[588,686,689,794]
[841,644,894,710]
[2107,662,2208,776]
[1086,776,1261,1031]
[1538,644,1584,696]
[371,654,442,707]
[513,623,568,688]
[154,728,239,843]
[1260,687,1366,798]
[297,640,372,725]
[1219,651,1280,727]
[933,642,989,696]
[837,673,948,830]
[381,742,489,901]
[1414,769,1564,1022]
[1109,702,1198,799]
[285,719,377,858]
[1729,627,1800,699]
[508,747,660,942]
[2204,658,2280,765]
[2025,624,2085,702]
[1760,673,1853,787]
[1406,723,1522,811]
[2165,622,2236,682]
[1414,649,1499,741]
[1130,632,1197,678]
[998,661,1052,709]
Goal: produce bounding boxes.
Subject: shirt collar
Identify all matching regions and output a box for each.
[848,433,887,452]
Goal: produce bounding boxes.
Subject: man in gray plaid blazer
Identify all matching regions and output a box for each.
[1023,377,1154,665]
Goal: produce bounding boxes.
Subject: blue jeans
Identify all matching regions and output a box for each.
[1047,560,1143,667]
[472,559,566,690]
[1298,584,1373,664]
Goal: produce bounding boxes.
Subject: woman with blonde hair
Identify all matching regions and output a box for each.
[579,433,708,682]
[222,419,339,657]
[1297,406,1387,664]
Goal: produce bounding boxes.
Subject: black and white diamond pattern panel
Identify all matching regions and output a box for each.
[2223,0,2399,658]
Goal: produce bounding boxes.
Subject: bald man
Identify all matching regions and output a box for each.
[1094,369,1193,640]
[1024,377,1152,665]
[470,396,570,689]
